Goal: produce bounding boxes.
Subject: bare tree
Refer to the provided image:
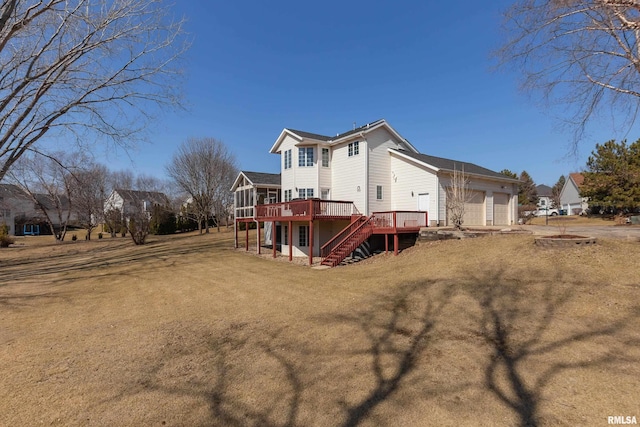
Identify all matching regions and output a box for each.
[7,152,76,241]
[446,166,471,230]
[69,163,108,240]
[166,137,238,234]
[0,0,188,181]
[499,1,640,143]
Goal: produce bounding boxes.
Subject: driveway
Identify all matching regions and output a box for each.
[520,224,640,241]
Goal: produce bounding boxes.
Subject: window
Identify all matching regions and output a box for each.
[322,148,330,167]
[298,188,314,199]
[348,141,360,157]
[298,147,314,167]
[376,185,383,200]
[299,225,308,247]
[321,189,330,200]
[284,149,292,169]
[284,189,292,202]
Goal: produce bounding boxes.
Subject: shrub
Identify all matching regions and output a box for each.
[0,223,15,248]
[98,232,103,239]
[71,234,77,241]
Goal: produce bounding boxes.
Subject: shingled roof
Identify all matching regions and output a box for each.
[285,119,387,143]
[114,189,169,206]
[389,149,517,181]
[241,171,281,186]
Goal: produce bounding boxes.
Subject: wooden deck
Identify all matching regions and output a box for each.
[253,199,360,222]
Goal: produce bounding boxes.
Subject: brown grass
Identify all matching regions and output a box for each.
[1,230,639,426]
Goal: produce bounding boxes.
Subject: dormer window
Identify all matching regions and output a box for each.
[298,147,314,167]
[348,141,359,157]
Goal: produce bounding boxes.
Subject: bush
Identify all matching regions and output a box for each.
[0,223,15,248]
[150,205,177,235]
[71,234,77,241]
[98,232,103,239]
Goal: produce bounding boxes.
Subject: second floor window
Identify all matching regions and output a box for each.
[298,147,314,167]
[376,185,383,200]
[284,149,292,169]
[348,141,359,157]
[322,148,330,167]
[284,189,292,202]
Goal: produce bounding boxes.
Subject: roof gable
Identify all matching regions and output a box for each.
[570,172,585,187]
[270,119,419,154]
[231,171,281,191]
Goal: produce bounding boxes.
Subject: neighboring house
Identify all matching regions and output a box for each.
[0,184,76,235]
[232,119,519,266]
[104,189,170,220]
[559,173,589,215]
[536,184,553,208]
[0,184,32,235]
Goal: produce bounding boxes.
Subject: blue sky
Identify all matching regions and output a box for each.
[105,0,638,187]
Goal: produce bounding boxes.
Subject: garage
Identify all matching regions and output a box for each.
[447,190,486,226]
[493,192,509,226]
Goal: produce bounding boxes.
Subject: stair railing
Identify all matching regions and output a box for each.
[321,215,374,261]
[320,215,367,258]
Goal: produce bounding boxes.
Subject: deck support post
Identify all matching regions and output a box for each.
[394,234,399,256]
[273,222,277,258]
[234,220,238,248]
[288,221,293,262]
[245,221,249,251]
[385,234,389,254]
[256,221,261,254]
[309,220,314,266]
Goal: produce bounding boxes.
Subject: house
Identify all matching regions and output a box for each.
[559,173,589,215]
[104,189,170,220]
[0,184,76,236]
[536,184,553,208]
[232,119,519,266]
[0,184,32,235]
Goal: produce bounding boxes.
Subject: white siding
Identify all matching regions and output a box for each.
[389,154,438,225]
[366,128,397,214]
[331,139,366,212]
[278,135,319,199]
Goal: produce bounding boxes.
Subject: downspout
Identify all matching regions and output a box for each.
[436,177,440,227]
[362,132,369,215]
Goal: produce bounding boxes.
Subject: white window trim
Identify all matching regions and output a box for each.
[322,147,330,167]
[299,225,308,247]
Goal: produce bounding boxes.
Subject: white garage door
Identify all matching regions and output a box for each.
[447,190,486,226]
[463,190,485,226]
[493,193,509,226]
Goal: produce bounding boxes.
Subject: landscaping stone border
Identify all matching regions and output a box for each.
[534,236,597,247]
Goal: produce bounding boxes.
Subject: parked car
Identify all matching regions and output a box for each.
[533,207,559,217]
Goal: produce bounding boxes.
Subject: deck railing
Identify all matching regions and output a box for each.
[254,199,359,220]
[235,206,254,219]
[371,211,428,230]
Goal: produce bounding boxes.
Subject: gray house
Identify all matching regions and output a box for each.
[0,184,32,235]
[560,173,589,215]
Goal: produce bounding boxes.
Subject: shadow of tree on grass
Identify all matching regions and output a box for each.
[461,269,640,427]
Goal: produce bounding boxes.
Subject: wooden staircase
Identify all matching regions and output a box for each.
[321,215,375,267]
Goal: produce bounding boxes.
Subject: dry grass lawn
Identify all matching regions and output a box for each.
[1,230,639,426]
